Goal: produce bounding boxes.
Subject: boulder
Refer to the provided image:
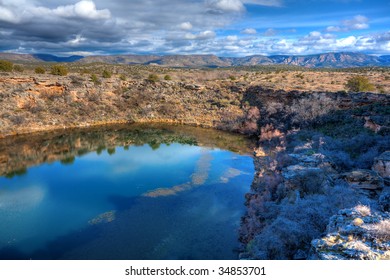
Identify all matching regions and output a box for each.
[342,169,384,190]
[364,117,381,133]
[310,206,390,260]
[283,165,323,180]
[372,151,390,179]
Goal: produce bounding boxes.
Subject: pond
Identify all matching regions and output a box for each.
[0,124,255,260]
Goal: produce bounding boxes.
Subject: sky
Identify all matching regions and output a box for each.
[0,0,389,57]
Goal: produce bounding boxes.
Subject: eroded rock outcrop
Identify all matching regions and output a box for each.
[311,206,390,260]
[244,148,390,260]
[0,74,252,138]
[372,151,390,180]
[342,169,384,192]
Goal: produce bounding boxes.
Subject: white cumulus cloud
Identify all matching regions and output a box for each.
[335,36,357,47]
[0,6,18,23]
[227,35,238,41]
[54,1,111,20]
[326,26,342,32]
[179,22,193,30]
[206,0,283,13]
[185,30,216,40]
[343,15,369,30]
[241,28,257,34]
[206,0,245,13]
[327,15,369,32]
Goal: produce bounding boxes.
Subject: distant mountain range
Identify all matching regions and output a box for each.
[1,52,390,68]
[32,54,84,62]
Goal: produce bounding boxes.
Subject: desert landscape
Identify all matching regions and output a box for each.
[0,0,389,266]
[1,59,389,137]
[0,57,389,259]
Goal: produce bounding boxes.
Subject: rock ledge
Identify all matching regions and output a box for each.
[311,206,390,260]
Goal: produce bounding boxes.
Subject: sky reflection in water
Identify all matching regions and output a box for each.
[0,125,254,259]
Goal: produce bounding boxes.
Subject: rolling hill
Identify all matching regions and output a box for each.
[1,52,389,68]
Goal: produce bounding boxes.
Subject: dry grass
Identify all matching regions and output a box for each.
[368,220,390,240]
[249,71,390,93]
[354,204,371,217]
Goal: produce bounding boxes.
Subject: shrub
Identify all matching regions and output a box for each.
[102,69,112,78]
[147,74,159,83]
[376,85,385,94]
[13,65,24,72]
[295,73,304,79]
[70,75,84,86]
[5,168,27,178]
[50,64,68,76]
[60,156,75,165]
[250,184,365,259]
[107,148,116,155]
[345,76,375,92]
[323,150,353,170]
[288,169,328,196]
[119,74,126,81]
[35,66,46,74]
[368,220,390,240]
[80,68,91,74]
[355,204,371,216]
[91,74,100,85]
[0,60,13,72]
[379,192,390,212]
[9,115,25,125]
[87,91,101,102]
[289,94,337,127]
[164,74,172,81]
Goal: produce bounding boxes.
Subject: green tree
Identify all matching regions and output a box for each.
[91,74,100,85]
[147,74,159,83]
[345,76,375,92]
[102,69,112,78]
[50,64,68,76]
[35,66,46,74]
[107,148,116,155]
[0,60,14,72]
[60,156,75,165]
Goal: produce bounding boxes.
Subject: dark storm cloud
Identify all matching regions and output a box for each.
[0,0,388,55]
[0,1,118,52]
[0,0,242,55]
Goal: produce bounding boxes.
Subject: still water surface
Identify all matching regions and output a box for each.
[0,124,254,259]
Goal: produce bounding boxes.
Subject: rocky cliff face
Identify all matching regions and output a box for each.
[311,206,390,260]
[308,151,390,259]
[238,86,390,260]
[240,142,390,259]
[0,73,258,138]
[373,151,390,180]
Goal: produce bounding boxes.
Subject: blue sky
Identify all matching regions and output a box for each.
[0,0,389,56]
